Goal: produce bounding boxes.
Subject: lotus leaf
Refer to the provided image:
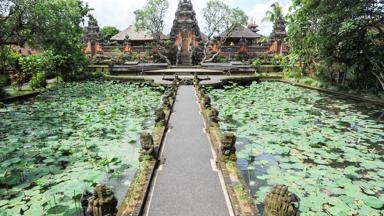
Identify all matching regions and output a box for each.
[0,81,163,214]
[208,82,384,215]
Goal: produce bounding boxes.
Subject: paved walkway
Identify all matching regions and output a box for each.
[145,86,232,216]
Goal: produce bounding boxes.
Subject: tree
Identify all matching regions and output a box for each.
[0,0,33,46]
[101,26,119,44]
[286,0,320,74]
[262,2,284,23]
[287,0,384,91]
[202,0,248,63]
[134,0,170,64]
[134,0,169,40]
[0,0,90,80]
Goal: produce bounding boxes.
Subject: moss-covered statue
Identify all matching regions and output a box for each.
[220,132,237,161]
[208,108,219,125]
[263,185,300,216]
[155,108,166,127]
[203,95,211,109]
[139,132,154,161]
[86,184,118,216]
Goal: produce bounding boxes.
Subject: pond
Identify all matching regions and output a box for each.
[0,81,164,215]
[208,82,384,216]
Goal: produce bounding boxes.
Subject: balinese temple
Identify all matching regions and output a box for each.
[219,21,263,45]
[110,25,169,46]
[268,16,288,55]
[83,15,104,56]
[170,0,205,65]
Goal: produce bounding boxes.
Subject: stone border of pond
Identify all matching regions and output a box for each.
[117,81,178,216]
[204,75,384,107]
[195,79,259,216]
[0,91,41,103]
[105,75,156,83]
[276,79,384,107]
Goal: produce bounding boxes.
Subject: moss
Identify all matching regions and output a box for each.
[124,159,150,205]
[234,184,253,204]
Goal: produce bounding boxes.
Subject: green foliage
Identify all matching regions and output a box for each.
[134,0,169,36]
[229,7,249,28]
[0,74,10,86]
[0,81,164,215]
[271,55,283,65]
[29,72,47,90]
[208,82,384,215]
[284,69,302,78]
[160,40,173,48]
[287,0,384,91]
[101,26,120,44]
[262,2,284,23]
[19,50,61,79]
[203,0,248,39]
[252,59,262,67]
[1,0,90,81]
[214,55,227,63]
[0,78,7,99]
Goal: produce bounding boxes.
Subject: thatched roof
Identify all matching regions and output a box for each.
[111,25,169,41]
[219,25,262,39]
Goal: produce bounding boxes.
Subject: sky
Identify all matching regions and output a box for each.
[83,0,292,36]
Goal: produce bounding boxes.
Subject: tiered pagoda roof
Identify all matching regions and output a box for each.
[83,15,103,43]
[169,0,202,40]
[270,16,287,41]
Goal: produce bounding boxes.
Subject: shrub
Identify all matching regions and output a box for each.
[252,59,262,67]
[19,50,61,79]
[0,74,10,99]
[214,55,227,63]
[29,72,47,90]
[0,74,10,86]
[271,55,283,65]
[0,81,7,99]
[302,77,315,86]
[284,69,302,78]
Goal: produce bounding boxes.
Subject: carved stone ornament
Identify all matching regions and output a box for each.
[139,132,154,160]
[263,184,300,216]
[220,132,237,161]
[86,184,118,216]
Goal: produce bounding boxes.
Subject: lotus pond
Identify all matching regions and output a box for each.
[0,81,164,215]
[208,82,384,216]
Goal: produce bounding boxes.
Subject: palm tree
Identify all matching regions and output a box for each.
[262,2,284,23]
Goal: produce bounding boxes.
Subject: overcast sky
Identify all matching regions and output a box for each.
[83,0,291,36]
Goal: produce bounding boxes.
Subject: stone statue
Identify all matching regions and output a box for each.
[86,184,118,216]
[208,108,219,125]
[220,132,237,161]
[81,191,93,216]
[203,95,211,109]
[155,108,166,127]
[162,96,171,110]
[263,185,300,216]
[139,133,154,160]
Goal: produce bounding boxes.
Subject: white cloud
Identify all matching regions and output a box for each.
[83,0,146,30]
[84,0,291,36]
[247,0,291,35]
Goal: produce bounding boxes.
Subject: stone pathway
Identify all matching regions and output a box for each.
[144,86,232,216]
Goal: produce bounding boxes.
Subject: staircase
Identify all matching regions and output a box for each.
[178,52,192,66]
